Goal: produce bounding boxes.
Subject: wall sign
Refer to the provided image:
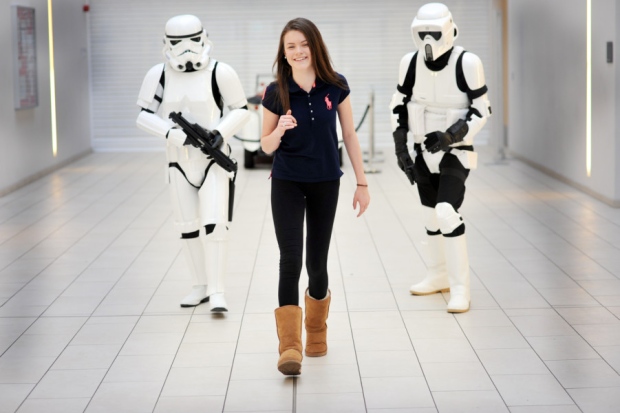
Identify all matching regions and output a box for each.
[12,6,38,110]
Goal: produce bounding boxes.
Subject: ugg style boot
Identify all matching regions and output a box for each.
[304,289,331,357]
[410,235,450,295]
[444,234,471,313]
[274,305,303,375]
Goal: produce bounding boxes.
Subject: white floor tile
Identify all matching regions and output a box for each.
[235,328,278,354]
[432,390,510,413]
[357,350,423,378]
[367,409,437,413]
[23,316,87,335]
[302,339,358,366]
[119,332,184,356]
[0,384,35,413]
[16,398,90,413]
[555,306,620,325]
[568,387,620,413]
[527,335,600,361]
[422,362,495,391]
[352,328,414,352]
[492,374,573,406]
[86,381,163,413]
[153,396,225,413]
[463,325,531,350]
[182,321,242,345]
[29,369,106,399]
[412,338,478,363]
[160,366,230,397]
[104,354,175,383]
[545,359,620,388]
[296,392,366,413]
[349,310,406,330]
[52,344,121,370]
[362,376,434,409]
[572,323,620,347]
[477,348,550,375]
[230,352,284,381]
[507,406,581,413]
[70,317,137,346]
[510,313,577,337]
[403,315,465,339]
[297,363,363,394]
[594,345,620,371]
[224,379,293,412]
[3,333,72,358]
[132,314,191,333]
[172,341,236,368]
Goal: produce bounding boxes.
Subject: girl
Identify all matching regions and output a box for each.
[261,17,370,376]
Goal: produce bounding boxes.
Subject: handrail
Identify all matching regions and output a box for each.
[355,104,371,133]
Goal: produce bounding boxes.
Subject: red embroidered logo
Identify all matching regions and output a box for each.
[325,94,332,110]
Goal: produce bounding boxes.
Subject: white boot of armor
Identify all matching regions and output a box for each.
[410,235,450,295]
[444,234,470,313]
[204,226,229,312]
[179,237,209,307]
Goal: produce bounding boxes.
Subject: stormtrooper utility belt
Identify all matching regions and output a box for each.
[168,159,237,222]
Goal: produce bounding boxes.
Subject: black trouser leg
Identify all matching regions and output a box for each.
[305,179,339,300]
[272,178,305,307]
[271,178,340,306]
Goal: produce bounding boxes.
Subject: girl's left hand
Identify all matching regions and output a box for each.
[353,186,370,217]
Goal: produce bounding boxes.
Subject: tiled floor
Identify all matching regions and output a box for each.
[1,144,619,413]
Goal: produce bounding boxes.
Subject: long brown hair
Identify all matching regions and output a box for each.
[272,18,348,112]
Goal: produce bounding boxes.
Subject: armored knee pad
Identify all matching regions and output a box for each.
[435,202,464,236]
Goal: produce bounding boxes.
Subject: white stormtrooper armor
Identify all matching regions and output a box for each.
[136,15,250,312]
[389,3,491,313]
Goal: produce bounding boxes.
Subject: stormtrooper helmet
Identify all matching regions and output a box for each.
[163,15,212,72]
[411,3,458,62]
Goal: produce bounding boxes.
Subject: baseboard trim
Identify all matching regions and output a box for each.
[92,137,164,152]
[510,151,620,208]
[0,149,93,198]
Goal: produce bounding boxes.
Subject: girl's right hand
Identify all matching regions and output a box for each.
[277,110,297,135]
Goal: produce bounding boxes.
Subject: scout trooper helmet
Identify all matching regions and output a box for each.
[411,3,458,62]
[163,15,212,72]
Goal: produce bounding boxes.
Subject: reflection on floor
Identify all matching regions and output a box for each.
[0,146,619,413]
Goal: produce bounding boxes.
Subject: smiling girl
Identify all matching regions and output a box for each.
[261,17,370,376]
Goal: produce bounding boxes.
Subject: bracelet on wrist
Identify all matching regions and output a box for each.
[357,183,368,187]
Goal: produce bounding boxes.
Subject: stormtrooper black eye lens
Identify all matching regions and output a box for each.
[419,31,442,41]
[191,37,201,42]
[170,40,181,45]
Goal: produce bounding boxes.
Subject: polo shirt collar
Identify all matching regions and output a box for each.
[288,76,326,94]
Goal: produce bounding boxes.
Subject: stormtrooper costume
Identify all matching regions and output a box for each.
[136,15,249,312]
[389,3,491,313]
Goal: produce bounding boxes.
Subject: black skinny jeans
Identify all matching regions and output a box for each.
[271,177,340,306]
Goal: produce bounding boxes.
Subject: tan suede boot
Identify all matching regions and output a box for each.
[274,305,303,375]
[304,289,331,357]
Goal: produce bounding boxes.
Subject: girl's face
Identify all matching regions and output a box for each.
[283,30,312,71]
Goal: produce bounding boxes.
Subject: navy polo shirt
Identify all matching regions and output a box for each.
[262,74,350,182]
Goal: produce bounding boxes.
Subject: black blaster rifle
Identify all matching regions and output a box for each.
[168,111,238,174]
